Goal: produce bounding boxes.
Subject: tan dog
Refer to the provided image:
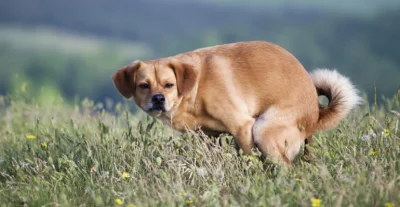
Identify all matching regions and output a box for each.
[112,41,360,167]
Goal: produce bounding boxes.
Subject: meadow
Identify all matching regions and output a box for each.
[1,0,400,206]
[0,89,399,206]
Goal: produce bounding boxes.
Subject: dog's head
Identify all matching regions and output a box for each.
[112,59,198,117]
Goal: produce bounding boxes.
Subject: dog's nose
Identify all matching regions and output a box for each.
[152,94,165,103]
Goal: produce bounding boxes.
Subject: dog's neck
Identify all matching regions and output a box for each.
[157,87,200,132]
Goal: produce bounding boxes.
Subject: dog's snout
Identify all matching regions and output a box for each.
[152,94,165,103]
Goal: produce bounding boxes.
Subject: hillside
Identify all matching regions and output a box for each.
[0,0,399,103]
[0,26,151,104]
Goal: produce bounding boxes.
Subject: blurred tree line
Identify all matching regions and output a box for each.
[0,0,399,105]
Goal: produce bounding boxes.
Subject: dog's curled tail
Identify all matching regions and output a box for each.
[310,69,362,131]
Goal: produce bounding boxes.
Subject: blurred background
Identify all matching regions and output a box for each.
[0,0,399,108]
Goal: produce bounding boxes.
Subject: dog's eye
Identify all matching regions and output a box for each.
[139,83,150,89]
[165,83,174,88]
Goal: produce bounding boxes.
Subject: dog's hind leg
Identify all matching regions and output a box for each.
[252,107,305,168]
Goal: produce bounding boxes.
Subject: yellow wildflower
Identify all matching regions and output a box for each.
[368,150,377,156]
[295,178,302,182]
[115,198,123,205]
[175,142,182,148]
[126,204,137,207]
[384,129,391,137]
[185,199,193,205]
[27,135,36,140]
[385,202,394,207]
[122,172,130,179]
[41,142,47,149]
[311,198,321,207]
[247,155,254,161]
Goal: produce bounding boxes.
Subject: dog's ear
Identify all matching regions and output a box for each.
[169,60,198,97]
[112,60,142,99]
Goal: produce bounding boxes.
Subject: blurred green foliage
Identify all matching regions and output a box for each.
[0,0,399,105]
[0,27,151,106]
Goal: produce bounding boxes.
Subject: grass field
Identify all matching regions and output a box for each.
[0,90,399,206]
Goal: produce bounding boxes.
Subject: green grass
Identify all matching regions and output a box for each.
[0,91,399,207]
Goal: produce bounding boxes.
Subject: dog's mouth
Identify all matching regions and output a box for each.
[148,105,166,113]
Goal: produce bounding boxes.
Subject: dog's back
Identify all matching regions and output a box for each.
[175,41,320,134]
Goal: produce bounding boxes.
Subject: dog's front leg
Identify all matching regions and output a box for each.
[224,117,256,155]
